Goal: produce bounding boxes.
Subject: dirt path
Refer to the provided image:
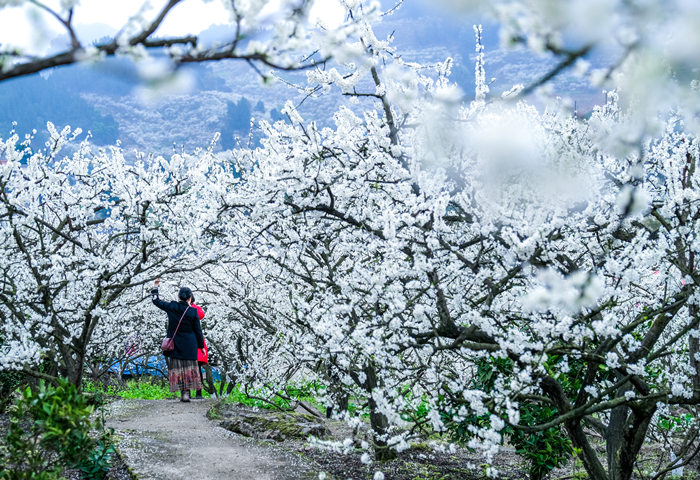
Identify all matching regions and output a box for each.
[104,398,318,480]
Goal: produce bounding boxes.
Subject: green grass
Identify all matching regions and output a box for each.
[83,379,175,400]
[221,382,326,411]
[117,380,174,399]
[82,380,119,397]
[82,378,329,408]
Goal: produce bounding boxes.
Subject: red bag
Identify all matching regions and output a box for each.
[161,337,175,352]
[198,337,209,364]
[161,306,190,354]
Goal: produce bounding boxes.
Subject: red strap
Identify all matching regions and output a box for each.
[171,306,190,339]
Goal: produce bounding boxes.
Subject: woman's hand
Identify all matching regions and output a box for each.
[154,277,160,287]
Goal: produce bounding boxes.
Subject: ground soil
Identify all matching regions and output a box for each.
[5,396,700,480]
[102,398,530,480]
[0,396,551,480]
[103,398,319,479]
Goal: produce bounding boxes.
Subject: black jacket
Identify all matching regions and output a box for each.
[151,288,204,361]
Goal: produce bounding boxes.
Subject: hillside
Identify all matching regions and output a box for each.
[0,1,602,154]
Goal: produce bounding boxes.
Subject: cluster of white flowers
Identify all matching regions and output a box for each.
[2,0,700,476]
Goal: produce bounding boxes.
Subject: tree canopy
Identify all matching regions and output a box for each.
[1,2,700,480]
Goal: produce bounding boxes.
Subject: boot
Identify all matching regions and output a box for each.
[180,390,190,402]
[195,390,203,399]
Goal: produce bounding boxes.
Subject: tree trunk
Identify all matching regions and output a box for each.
[202,364,217,397]
[689,305,700,395]
[607,392,656,480]
[607,389,629,480]
[218,370,237,397]
[363,363,396,461]
[225,377,237,396]
[325,361,349,418]
[540,376,609,480]
[62,347,86,388]
[338,392,349,412]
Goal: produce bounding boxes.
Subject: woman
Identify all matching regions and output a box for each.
[151,278,204,402]
[190,294,208,400]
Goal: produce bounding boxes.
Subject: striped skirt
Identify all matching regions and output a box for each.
[166,357,203,392]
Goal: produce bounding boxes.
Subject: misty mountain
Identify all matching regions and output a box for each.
[0,2,603,154]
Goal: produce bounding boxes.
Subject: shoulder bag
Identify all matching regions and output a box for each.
[161,306,190,353]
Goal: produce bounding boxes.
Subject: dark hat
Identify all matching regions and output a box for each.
[178,287,193,301]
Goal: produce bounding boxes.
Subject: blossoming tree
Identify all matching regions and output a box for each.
[0,128,222,385]
[194,4,700,478]
[1,1,699,480]
[0,0,352,83]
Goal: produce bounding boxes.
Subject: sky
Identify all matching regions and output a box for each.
[0,0,346,53]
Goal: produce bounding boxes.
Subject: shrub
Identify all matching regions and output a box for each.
[0,379,114,479]
[0,332,24,413]
[0,370,23,413]
[441,357,573,480]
